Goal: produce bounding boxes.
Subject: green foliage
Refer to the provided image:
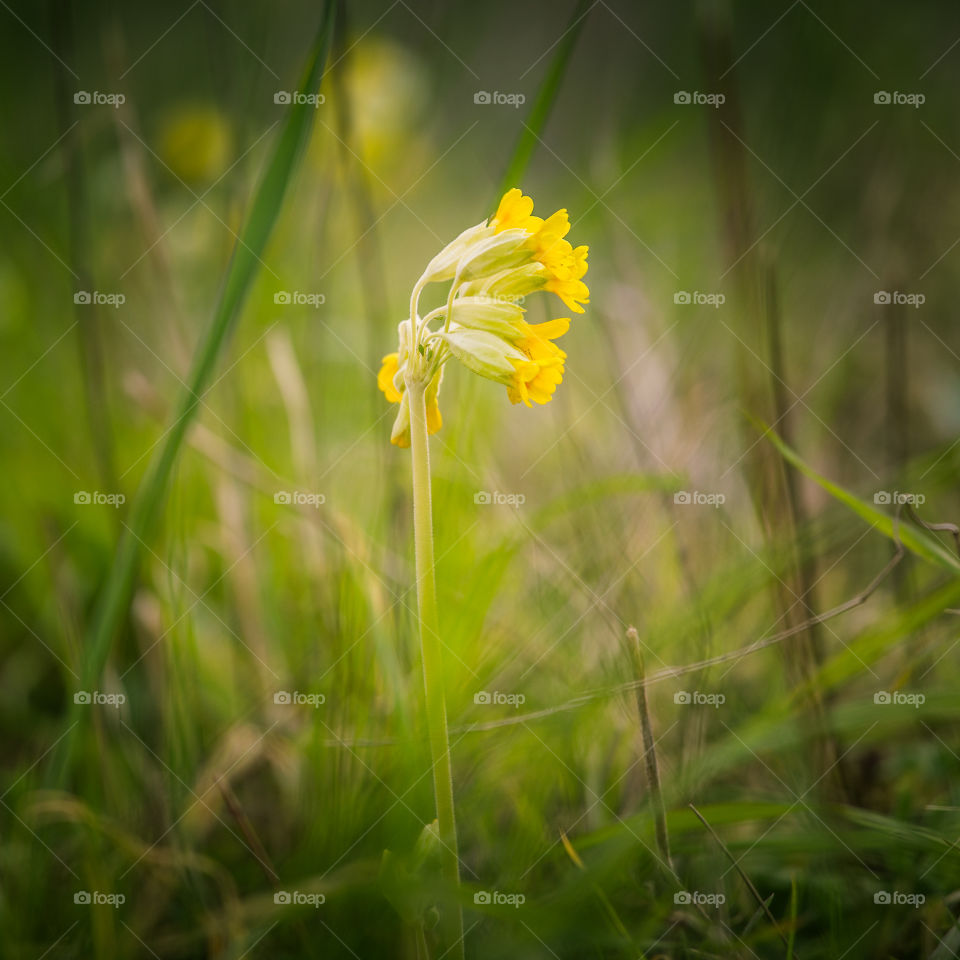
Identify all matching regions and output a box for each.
[2,1,960,958]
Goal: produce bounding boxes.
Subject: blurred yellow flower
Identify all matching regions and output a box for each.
[343,37,429,164]
[378,188,589,443]
[158,104,232,183]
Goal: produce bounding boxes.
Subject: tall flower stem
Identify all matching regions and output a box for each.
[407,379,465,959]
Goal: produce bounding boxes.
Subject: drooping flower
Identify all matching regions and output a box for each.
[377,188,589,444]
[440,303,570,407]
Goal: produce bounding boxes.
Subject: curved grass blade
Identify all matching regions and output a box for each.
[52,1,337,786]
[755,418,960,574]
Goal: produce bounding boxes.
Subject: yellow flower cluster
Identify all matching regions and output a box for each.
[487,189,589,314]
[377,188,590,446]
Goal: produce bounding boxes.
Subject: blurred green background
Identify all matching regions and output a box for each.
[3,0,960,956]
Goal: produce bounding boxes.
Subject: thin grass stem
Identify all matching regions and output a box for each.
[626,626,672,874]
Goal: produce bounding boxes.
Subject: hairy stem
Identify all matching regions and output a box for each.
[408,380,464,959]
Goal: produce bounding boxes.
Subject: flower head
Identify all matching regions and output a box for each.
[377,188,589,444]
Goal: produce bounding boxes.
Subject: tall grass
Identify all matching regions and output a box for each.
[2,2,960,958]
[51,1,337,788]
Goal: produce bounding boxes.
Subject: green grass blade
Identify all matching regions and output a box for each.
[756,419,960,574]
[495,0,593,200]
[54,0,337,784]
[786,873,797,960]
[813,576,960,692]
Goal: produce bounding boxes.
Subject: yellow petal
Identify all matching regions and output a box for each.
[425,368,443,435]
[527,317,570,341]
[528,360,565,404]
[529,209,570,259]
[546,277,589,313]
[377,353,402,403]
[390,391,411,447]
[493,188,535,233]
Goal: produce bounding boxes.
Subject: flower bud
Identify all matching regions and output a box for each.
[446,296,525,338]
[439,328,535,385]
[419,221,491,284]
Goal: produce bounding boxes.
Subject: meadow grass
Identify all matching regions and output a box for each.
[3,2,960,958]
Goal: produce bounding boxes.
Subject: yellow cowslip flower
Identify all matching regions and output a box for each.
[377,188,589,442]
[460,258,589,315]
[456,191,589,314]
[438,321,564,409]
[440,301,569,407]
[505,318,569,407]
[489,189,590,313]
